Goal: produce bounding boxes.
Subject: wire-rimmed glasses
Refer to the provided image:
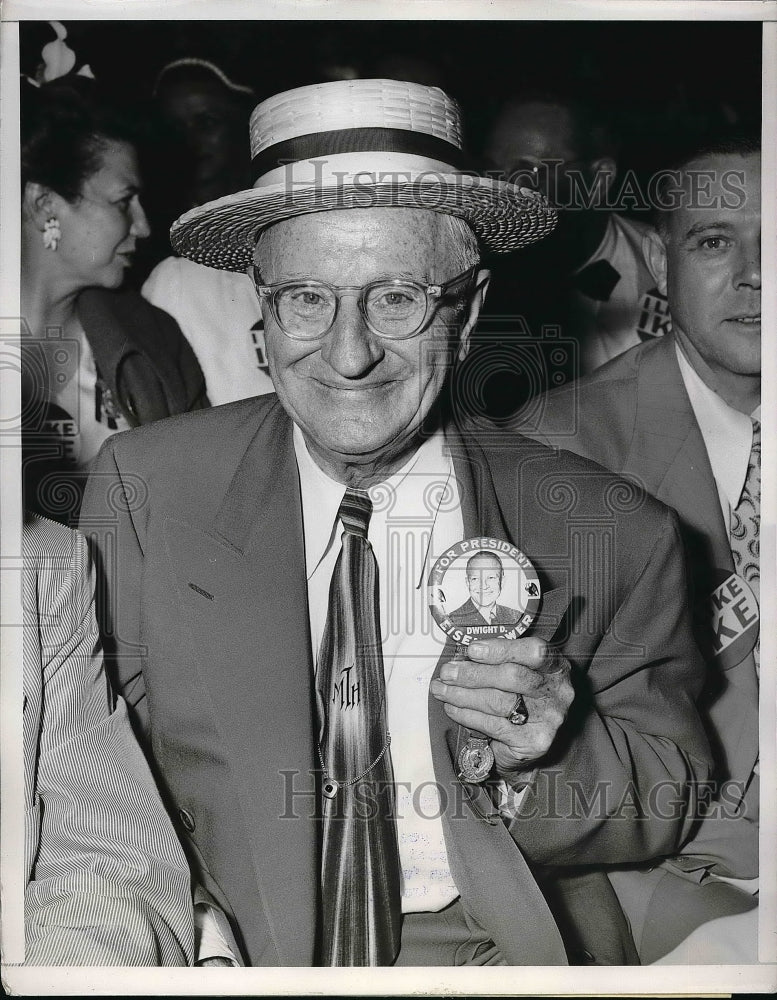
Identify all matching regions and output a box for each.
[251,265,478,341]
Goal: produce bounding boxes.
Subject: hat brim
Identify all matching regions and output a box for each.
[170,173,557,272]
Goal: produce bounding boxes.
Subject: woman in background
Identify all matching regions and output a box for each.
[21,77,208,525]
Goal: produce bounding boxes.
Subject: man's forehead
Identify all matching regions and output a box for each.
[255,207,459,279]
[468,555,502,571]
[264,208,446,243]
[677,151,760,189]
[488,101,577,160]
[663,151,761,237]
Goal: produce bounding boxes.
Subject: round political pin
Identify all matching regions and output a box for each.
[702,569,759,671]
[428,537,541,645]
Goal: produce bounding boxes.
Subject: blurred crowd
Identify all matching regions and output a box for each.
[19,19,760,525]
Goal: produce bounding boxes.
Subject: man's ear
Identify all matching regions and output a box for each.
[23,183,57,226]
[643,229,669,296]
[457,267,490,362]
[246,261,266,310]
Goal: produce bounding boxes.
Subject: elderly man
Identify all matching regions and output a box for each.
[80,79,711,967]
[514,131,761,962]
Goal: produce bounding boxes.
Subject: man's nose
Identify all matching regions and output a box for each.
[734,238,761,291]
[320,294,385,378]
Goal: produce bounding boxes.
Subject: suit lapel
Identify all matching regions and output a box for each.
[625,336,757,789]
[165,400,318,964]
[423,424,566,963]
[624,334,730,570]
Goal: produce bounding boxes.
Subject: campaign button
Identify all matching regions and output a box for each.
[706,571,759,670]
[428,536,541,645]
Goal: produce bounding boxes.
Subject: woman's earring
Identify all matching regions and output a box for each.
[42,217,61,251]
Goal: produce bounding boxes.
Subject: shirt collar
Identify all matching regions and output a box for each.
[293,426,451,580]
[675,340,756,510]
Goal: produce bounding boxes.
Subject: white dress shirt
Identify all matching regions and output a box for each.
[142,257,274,405]
[295,425,463,913]
[575,213,667,373]
[675,339,760,897]
[675,341,760,528]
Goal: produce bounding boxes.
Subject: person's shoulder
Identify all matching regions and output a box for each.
[23,511,74,557]
[539,340,648,409]
[22,513,92,613]
[507,339,655,454]
[143,255,196,286]
[447,600,473,623]
[79,285,183,343]
[143,255,250,297]
[23,512,88,568]
[108,393,280,463]
[470,419,672,532]
[611,212,656,241]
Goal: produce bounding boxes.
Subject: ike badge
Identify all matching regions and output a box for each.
[704,569,759,670]
[427,537,541,783]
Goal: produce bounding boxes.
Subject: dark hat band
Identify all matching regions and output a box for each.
[251,125,474,176]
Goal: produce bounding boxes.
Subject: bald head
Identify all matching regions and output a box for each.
[465,551,504,609]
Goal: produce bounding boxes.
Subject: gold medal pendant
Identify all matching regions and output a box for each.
[457,736,495,783]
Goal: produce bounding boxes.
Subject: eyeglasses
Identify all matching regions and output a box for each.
[251,265,478,341]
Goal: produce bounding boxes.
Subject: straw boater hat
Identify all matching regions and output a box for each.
[170,78,557,272]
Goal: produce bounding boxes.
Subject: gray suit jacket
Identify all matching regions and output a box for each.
[21,514,194,965]
[80,396,712,965]
[513,332,759,879]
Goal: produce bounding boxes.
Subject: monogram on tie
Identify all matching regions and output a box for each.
[730,418,760,670]
[316,488,402,965]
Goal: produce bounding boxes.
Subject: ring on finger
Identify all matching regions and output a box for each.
[507,693,529,726]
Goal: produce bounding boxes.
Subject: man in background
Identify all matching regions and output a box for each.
[514,131,761,962]
[483,90,667,377]
[141,59,274,404]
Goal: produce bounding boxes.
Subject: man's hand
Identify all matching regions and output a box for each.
[430,637,574,779]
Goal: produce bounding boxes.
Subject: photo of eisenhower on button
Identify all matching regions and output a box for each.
[448,552,522,629]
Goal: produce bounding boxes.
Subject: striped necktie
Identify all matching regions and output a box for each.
[730,419,760,671]
[316,488,401,965]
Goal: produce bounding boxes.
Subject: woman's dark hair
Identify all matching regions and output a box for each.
[21,77,140,202]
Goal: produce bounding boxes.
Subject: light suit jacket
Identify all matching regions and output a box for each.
[21,514,194,965]
[513,332,759,879]
[80,395,712,965]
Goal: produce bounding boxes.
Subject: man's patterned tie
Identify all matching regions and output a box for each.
[730,419,760,671]
[316,488,402,966]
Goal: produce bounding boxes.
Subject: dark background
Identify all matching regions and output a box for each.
[20,19,763,174]
[18,19,763,420]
